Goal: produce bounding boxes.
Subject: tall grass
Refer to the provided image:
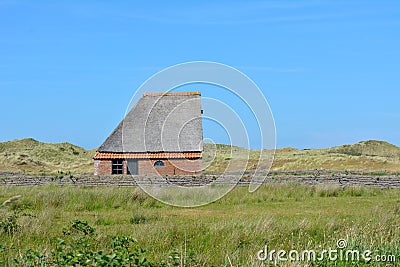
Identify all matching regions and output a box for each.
[0,184,399,266]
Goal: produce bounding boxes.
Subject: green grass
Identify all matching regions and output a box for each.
[1,184,399,266]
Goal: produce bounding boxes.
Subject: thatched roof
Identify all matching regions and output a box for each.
[98,92,203,153]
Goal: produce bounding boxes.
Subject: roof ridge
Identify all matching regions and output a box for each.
[143,92,201,97]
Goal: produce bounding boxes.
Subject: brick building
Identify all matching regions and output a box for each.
[94,92,203,175]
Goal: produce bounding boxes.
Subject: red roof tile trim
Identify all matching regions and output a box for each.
[143,92,201,97]
[94,151,202,160]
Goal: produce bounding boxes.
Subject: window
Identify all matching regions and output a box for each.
[154,160,165,167]
[112,159,123,174]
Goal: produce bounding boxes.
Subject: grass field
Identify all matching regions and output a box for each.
[1,184,399,266]
[1,138,400,266]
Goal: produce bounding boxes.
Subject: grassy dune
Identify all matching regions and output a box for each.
[1,185,399,266]
[0,138,400,175]
[203,140,400,172]
[0,138,96,174]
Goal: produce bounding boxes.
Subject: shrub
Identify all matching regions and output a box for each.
[12,220,159,266]
[0,213,20,236]
[63,219,95,236]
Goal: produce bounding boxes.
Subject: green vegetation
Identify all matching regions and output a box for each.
[329,140,400,157]
[1,139,398,266]
[0,185,399,266]
[1,138,400,175]
[204,141,400,172]
[0,138,96,175]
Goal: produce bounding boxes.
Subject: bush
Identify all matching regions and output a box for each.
[9,220,194,266]
[63,219,95,236]
[10,220,154,266]
[0,213,20,235]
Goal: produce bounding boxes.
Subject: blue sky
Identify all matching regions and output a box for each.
[0,0,399,149]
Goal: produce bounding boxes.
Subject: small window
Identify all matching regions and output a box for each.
[154,160,165,167]
[112,159,123,174]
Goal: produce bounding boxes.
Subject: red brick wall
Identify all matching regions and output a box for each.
[138,159,202,175]
[94,160,112,175]
[94,158,202,175]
